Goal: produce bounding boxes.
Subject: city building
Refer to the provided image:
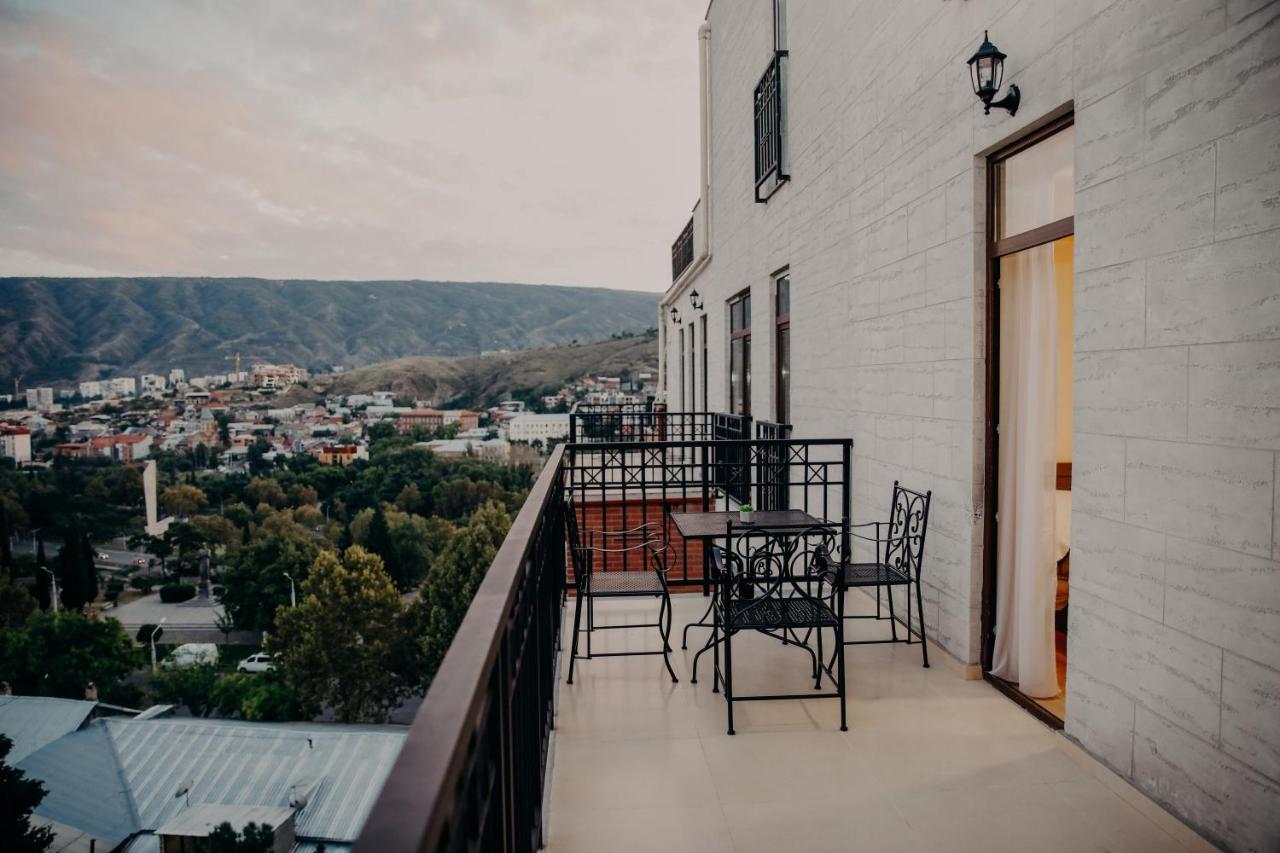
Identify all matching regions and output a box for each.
[505,413,571,444]
[251,363,308,389]
[168,368,186,384]
[442,409,481,431]
[140,373,167,394]
[89,434,152,462]
[0,424,32,463]
[77,380,104,399]
[108,377,137,398]
[420,437,510,462]
[314,444,365,466]
[24,386,54,411]
[395,409,445,433]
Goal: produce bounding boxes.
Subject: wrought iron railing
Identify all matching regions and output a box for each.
[753,51,789,203]
[355,446,567,853]
[672,215,695,281]
[562,436,850,587]
[569,409,751,446]
[355,434,851,852]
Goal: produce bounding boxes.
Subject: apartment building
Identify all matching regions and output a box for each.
[251,363,307,389]
[506,413,571,444]
[657,2,1279,849]
[395,409,445,433]
[24,386,54,411]
[0,424,32,463]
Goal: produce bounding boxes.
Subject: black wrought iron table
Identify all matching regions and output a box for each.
[670,509,822,653]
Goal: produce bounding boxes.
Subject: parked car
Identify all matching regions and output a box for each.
[132,557,147,567]
[237,653,276,674]
[160,643,219,670]
[97,551,111,561]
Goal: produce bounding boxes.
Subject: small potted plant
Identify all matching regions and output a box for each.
[738,503,754,524]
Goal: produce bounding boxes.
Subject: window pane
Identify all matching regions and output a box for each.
[777,326,790,423]
[743,335,752,416]
[743,295,751,329]
[997,126,1074,239]
[730,339,743,413]
[776,275,790,317]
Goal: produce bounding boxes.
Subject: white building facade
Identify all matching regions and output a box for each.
[506,413,571,444]
[659,2,1279,849]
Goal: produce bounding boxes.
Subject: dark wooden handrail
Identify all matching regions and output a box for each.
[355,444,567,853]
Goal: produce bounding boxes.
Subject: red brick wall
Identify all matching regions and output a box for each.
[570,496,708,587]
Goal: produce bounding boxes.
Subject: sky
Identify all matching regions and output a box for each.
[0,1,705,292]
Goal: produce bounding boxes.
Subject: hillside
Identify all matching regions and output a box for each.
[285,332,658,408]
[0,278,659,385]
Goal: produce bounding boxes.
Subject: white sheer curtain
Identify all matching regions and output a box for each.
[991,243,1060,699]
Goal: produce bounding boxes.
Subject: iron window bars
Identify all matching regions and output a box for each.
[754,50,790,203]
[672,215,695,281]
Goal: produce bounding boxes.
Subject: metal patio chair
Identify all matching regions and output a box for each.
[826,481,932,667]
[565,506,678,684]
[704,522,847,735]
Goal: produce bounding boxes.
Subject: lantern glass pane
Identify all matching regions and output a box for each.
[977,56,995,89]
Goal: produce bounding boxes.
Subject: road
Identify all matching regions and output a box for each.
[10,537,149,569]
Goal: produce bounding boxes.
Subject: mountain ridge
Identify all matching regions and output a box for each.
[0,277,660,385]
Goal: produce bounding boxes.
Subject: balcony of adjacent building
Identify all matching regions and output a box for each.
[353,406,1215,853]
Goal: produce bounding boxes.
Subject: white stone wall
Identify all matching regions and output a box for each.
[662,1,1280,848]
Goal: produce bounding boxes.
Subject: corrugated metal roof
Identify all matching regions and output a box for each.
[0,695,98,762]
[21,715,406,848]
[155,803,294,837]
[18,721,140,844]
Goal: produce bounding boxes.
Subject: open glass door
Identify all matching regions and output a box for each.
[982,119,1074,726]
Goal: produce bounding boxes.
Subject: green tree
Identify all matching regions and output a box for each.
[0,576,37,628]
[219,536,321,632]
[363,508,401,588]
[161,483,208,517]
[151,663,220,717]
[0,612,139,700]
[55,526,96,612]
[269,546,406,723]
[245,477,286,508]
[199,820,275,853]
[0,734,55,853]
[399,501,511,692]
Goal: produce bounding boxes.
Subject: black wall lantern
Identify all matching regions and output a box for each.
[967,31,1020,116]
[670,307,682,324]
[690,290,703,310]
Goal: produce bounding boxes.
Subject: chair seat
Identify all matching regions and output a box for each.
[589,572,665,595]
[840,562,911,586]
[725,596,838,630]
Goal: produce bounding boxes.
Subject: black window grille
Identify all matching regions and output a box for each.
[671,216,694,281]
[753,52,789,202]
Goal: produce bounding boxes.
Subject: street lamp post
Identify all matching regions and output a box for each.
[40,566,58,614]
[150,618,167,673]
[283,573,296,608]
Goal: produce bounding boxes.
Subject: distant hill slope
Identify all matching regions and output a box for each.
[285,332,658,408]
[0,278,660,385]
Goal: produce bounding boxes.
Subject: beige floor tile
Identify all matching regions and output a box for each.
[546,594,1206,853]
[546,805,734,853]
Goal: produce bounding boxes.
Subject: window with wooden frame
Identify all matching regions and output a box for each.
[728,290,751,416]
[774,272,790,424]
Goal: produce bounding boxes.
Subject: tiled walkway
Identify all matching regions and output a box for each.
[546,592,1215,853]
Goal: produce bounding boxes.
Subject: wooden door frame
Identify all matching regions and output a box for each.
[980,111,1075,729]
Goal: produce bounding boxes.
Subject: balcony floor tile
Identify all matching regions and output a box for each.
[546,592,1212,852]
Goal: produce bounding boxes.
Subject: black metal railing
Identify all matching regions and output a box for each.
[355,446,567,853]
[672,215,695,281]
[753,51,789,203]
[569,409,751,446]
[355,434,851,851]
[754,421,792,511]
[562,437,850,587]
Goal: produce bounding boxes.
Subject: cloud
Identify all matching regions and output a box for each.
[0,0,704,291]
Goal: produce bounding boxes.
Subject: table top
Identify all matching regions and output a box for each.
[669,509,824,539]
